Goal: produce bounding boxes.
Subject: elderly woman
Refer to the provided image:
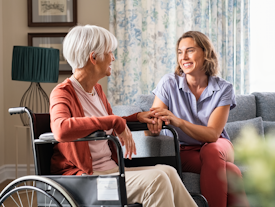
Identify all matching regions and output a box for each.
[147,31,250,207]
[49,25,197,207]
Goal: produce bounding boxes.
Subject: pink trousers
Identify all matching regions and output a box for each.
[180,138,250,207]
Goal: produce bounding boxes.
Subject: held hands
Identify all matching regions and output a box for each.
[117,111,157,159]
[136,111,156,124]
[118,110,178,156]
[147,107,180,133]
[147,117,163,134]
[117,125,136,160]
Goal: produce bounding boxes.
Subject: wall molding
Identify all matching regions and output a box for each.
[0,164,35,184]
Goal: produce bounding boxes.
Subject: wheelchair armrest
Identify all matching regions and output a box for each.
[37,130,107,144]
[127,121,165,131]
[36,131,126,176]
[127,122,148,131]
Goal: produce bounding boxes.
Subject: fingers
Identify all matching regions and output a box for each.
[147,117,156,132]
[124,140,136,160]
[157,117,163,132]
[118,126,136,160]
[147,117,162,134]
[160,115,171,125]
[125,126,136,159]
[150,108,174,126]
[143,117,156,124]
[137,111,155,124]
[150,107,168,117]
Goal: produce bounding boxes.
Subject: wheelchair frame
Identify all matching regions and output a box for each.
[0,107,208,207]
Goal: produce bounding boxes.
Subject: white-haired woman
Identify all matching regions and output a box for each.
[49,25,197,207]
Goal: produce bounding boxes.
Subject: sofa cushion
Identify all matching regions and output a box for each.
[227,94,256,123]
[263,121,275,135]
[225,117,264,143]
[252,92,275,121]
[182,172,201,193]
[112,105,142,116]
[135,94,155,112]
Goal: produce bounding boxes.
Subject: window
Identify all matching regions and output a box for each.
[250,0,275,93]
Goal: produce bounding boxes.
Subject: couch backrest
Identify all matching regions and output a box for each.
[135,95,155,112]
[227,94,257,123]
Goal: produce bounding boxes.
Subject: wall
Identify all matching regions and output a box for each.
[1,0,109,169]
[0,0,5,167]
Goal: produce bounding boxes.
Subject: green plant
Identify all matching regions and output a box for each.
[233,127,275,207]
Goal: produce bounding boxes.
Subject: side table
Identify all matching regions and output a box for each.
[14,125,31,178]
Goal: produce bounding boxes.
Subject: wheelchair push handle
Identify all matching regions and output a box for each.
[8,107,28,115]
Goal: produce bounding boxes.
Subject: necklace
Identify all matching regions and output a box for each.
[71,75,95,96]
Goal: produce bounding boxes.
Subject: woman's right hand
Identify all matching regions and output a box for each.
[117,125,136,159]
[145,95,169,136]
[147,117,163,135]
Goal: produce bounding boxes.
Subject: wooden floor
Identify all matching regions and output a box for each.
[0,179,13,191]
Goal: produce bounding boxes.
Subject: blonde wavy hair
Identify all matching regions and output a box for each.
[175,31,219,76]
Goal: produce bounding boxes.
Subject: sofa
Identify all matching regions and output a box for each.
[112,92,275,206]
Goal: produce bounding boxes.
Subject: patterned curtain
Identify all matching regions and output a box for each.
[108,0,250,106]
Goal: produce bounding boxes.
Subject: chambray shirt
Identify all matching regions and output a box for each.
[152,73,236,145]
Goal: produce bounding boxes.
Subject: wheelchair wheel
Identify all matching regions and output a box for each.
[0,175,78,207]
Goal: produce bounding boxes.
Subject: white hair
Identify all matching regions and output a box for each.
[63,25,117,73]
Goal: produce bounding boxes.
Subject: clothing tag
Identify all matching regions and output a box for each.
[97,178,119,200]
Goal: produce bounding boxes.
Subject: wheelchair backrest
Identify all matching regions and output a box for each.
[32,113,54,175]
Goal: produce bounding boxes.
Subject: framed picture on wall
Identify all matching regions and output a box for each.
[28,33,72,75]
[27,0,77,27]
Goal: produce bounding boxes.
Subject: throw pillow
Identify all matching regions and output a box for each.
[252,92,275,121]
[225,117,264,143]
[263,121,275,135]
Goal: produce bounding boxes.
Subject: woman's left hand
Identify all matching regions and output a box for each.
[150,107,180,127]
[117,125,136,159]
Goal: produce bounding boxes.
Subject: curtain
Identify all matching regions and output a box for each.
[108,0,250,106]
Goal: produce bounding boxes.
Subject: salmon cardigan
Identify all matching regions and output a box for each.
[50,79,138,175]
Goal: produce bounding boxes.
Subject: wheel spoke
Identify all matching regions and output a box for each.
[16,191,23,207]
[24,182,31,207]
[10,195,21,207]
[44,183,46,207]
[30,189,34,207]
[60,198,65,204]
[30,181,35,207]
[48,189,56,207]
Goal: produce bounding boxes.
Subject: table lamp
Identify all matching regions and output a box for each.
[11,46,59,126]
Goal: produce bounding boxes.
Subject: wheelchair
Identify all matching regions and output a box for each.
[0,107,208,207]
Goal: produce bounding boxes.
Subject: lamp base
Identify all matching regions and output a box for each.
[20,82,49,126]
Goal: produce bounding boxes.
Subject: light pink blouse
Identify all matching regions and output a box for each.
[70,76,117,171]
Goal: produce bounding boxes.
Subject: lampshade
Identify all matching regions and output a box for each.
[11,46,60,126]
[12,46,59,83]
